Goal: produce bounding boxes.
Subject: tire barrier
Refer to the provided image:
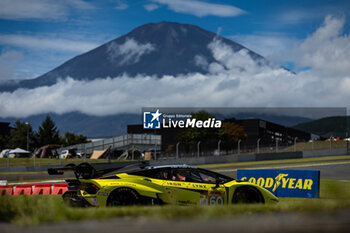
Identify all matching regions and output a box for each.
[0,183,68,196]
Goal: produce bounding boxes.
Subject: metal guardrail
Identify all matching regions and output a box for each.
[59,134,162,155]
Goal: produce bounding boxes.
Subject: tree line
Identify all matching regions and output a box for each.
[0,115,89,151]
[175,111,247,153]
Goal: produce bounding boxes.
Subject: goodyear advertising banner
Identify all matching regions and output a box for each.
[237,169,320,198]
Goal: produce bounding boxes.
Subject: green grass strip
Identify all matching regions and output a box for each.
[1,180,350,226]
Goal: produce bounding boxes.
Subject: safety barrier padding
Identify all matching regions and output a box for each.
[13,185,33,195]
[33,184,52,195]
[0,185,14,195]
[52,184,68,195]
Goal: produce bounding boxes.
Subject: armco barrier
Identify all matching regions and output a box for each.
[33,184,52,195]
[0,185,14,195]
[52,184,68,195]
[13,185,33,195]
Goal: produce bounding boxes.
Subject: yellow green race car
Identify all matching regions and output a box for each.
[48,162,278,207]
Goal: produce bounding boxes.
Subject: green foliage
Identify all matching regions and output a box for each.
[1,116,90,151]
[6,121,35,151]
[177,111,218,151]
[36,115,61,147]
[0,135,9,151]
[177,111,247,152]
[63,132,89,146]
[218,122,247,151]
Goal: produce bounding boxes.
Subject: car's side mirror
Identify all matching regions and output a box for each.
[215,178,225,188]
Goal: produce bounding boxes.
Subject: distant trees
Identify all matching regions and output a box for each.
[6,121,35,150]
[36,115,61,147]
[2,115,89,151]
[218,121,247,152]
[177,111,247,154]
[63,132,89,146]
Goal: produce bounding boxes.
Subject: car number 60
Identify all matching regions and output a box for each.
[209,196,223,205]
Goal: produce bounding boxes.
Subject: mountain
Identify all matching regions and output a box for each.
[293,116,350,138]
[0,21,274,92]
[0,21,291,137]
[0,112,140,138]
[0,111,315,138]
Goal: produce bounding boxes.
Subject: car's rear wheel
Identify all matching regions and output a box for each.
[232,186,264,204]
[107,188,140,207]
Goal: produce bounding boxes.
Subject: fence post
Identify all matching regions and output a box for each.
[312,140,314,151]
[154,140,157,160]
[84,143,86,162]
[276,138,278,152]
[238,139,241,155]
[197,141,201,158]
[294,137,298,152]
[330,137,332,151]
[257,138,261,154]
[347,132,349,154]
[176,142,180,159]
[217,140,221,156]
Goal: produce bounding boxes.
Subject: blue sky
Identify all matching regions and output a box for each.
[0,0,349,80]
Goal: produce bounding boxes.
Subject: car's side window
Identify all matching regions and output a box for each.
[196,171,216,184]
[169,169,217,183]
[149,169,171,180]
[171,169,188,181]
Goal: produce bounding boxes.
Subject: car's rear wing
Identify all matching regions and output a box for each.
[48,161,148,179]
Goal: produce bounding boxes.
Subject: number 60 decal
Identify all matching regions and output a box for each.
[209,195,224,205]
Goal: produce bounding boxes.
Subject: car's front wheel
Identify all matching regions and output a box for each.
[107,188,140,206]
[232,186,264,204]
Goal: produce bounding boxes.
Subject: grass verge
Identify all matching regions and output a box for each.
[1,180,350,226]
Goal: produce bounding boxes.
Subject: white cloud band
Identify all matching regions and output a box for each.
[151,0,246,17]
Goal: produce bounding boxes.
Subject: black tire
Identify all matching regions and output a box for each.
[232,186,264,204]
[107,188,140,207]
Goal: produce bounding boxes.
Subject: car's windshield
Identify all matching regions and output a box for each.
[131,167,234,184]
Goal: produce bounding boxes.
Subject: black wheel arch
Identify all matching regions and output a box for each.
[232,185,265,204]
[106,187,141,206]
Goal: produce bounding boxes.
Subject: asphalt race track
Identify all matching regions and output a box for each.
[1,158,350,182]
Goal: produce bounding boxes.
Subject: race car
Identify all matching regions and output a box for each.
[48,162,278,207]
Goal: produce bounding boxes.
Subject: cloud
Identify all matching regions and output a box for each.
[107,38,156,65]
[114,0,128,10]
[0,50,23,81]
[0,0,94,21]
[277,15,350,77]
[0,34,99,53]
[276,10,322,25]
[208,38,268,74]
[194,55,208,70]
[1,15,350,118]
[144,4,159,11]
[151,0,246,17]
